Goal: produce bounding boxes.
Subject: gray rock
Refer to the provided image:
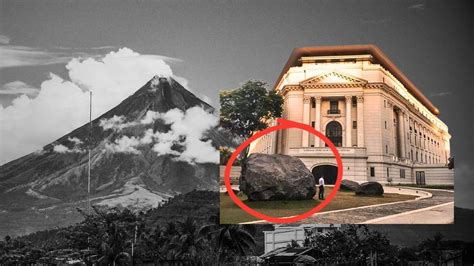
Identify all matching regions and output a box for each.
[340,179,360,192]
[356,181,384,196]
[239,153,316,201]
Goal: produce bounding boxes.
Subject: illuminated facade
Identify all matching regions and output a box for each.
[250,45,454,185]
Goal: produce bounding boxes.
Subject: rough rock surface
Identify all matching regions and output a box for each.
[356,181,384,196]
[239,153,316,201]
[340,179,361,192]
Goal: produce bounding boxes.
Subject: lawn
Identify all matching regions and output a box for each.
[220,187,417,224]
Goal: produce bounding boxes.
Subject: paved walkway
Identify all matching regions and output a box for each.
[297,188,453,224]
[364,201,454,224]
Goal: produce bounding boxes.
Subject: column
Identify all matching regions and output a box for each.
[397,110,406,158]
[302,96,311,147]
[345,96,352,147]
[356,95,364,147]
[314,96,322,147]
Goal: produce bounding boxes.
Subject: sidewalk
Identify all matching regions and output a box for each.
[363,201,454,224]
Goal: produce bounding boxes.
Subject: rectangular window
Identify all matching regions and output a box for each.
[400,169,405,179]
[352,96,357,107]
[416,171,426,185]
[385,145,388,154]
[370,167,375,177]
[385,121,387,129]
[384,100,386,108]
[311,98,316,108]
[328,100,340,114]
[387,167,390,177]
[311,121,315,128]
[353,121,357,129]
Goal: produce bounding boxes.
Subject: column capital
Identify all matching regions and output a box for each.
[315,96,322,103]
[345,95,352,101]
[356,95,364,103]
[303,95,311,103]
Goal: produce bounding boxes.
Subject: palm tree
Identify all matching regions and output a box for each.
[198,217,256,263]
[419,232,444,264]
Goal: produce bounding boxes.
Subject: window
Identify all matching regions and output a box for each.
[384,100,386,108]
[311,121,315,128]
[370,167,375,177]
[387,167,390,177]
[325,121,343,147]
[400,169,405,179]
[352,96,357,107]
[353,121,357,129]
[385,121,387,129]
[311,98,316,108]
[385,145,388,154]
[328,100,339,114]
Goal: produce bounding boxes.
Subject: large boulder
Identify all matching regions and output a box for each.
[355,181,384,196]
[239,153,316,201]
[340,179,360,192]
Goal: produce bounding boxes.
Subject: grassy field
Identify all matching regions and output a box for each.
[220,187,417,224]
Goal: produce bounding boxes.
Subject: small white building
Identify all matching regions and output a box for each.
[263,224,341,253]
[250,45,454,185]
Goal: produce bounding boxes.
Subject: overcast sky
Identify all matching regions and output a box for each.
[0,0,473,208]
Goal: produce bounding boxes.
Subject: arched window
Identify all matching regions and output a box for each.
[326,121,342,147]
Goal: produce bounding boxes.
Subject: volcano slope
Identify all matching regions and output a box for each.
[0,76,229,237]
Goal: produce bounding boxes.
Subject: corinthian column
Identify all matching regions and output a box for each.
[314,96,322,147]
[397,110,406,158]
[302,96,310,147]
[345,96,352,147]
[356,96,364,147]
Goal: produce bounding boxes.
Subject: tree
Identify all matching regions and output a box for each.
[220,80,283,159]
[304,225,394,264]
[419,232,445,264]
[198,216,256,263]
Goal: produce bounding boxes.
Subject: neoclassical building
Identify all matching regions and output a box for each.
[249,45,454,185]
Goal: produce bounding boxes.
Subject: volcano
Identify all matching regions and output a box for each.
[0,76,229,236]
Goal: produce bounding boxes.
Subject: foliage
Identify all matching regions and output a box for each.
[219,146,241,166]
[0,191,259,264]
[220,80,283,144]
[198,215,256,263]
[304,225,397,264]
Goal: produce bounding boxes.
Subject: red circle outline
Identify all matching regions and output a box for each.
[224,118,343,223]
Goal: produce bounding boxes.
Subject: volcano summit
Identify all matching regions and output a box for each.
[0,76,227,236]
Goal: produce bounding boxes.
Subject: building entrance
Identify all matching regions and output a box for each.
[312,165,338,185]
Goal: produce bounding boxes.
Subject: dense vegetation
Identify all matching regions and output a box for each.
[0,190,261,265]
[300,225,473,265]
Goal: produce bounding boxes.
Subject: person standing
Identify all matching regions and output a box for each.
[318,176,325,200]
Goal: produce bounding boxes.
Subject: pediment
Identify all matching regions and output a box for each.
[300,71,367,86]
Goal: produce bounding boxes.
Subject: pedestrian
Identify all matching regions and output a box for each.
[318,176,325,200]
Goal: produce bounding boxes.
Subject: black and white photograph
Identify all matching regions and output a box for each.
[0,0,473,264]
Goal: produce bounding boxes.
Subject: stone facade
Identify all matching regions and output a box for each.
[249,45,454,185]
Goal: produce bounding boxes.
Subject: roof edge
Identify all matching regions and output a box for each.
[274,44,439,116]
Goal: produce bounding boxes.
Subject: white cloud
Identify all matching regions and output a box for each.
[430,91,452,97]
[408,3,425,10]
[99,115,138,131]
[0,47,196,165]
[0,45,78,68]
[53,141,86,153]
[105,136,141,154]
[68,137,83,145]
[104,107,219,164]
[0,81,39,96]
[0,35,11,45]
